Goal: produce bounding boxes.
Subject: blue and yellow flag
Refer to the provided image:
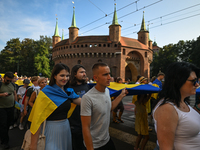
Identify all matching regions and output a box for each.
[196,87,200,95]
[28,84,79,134]
[89,82,160,97]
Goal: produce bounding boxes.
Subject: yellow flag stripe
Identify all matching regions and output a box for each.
[67,103,77,118]
[28,91,57,134]
[108,82,139,90]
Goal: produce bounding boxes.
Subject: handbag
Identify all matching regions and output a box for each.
[21,120,46,150]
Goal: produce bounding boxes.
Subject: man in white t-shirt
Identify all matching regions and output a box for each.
[81,62,128,150]
[17,79,30,130]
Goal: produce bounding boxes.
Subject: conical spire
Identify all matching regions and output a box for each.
[153,38,158,46]
[112,3,119,25]
[147,25,152,41]
[71,7,77,27]
[139,11,147,32]
[54,18,59,36]
[62,29,64,40]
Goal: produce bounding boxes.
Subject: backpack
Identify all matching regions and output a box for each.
[22,87,33,105]
[22,88,40,105]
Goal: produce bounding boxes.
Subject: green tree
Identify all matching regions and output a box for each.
[190,36,200,68]
[34,36,51,77]
[39,35,54,71]
[151,39,196,76]
[20,38,36,76]
[0,36,53,77]
[0,38,21,73]
[151,44,178,76]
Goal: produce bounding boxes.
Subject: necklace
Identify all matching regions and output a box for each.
[180,102,189,111]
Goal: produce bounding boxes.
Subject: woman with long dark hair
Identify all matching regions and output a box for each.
[153,62,200,150]
[29,63,81,150]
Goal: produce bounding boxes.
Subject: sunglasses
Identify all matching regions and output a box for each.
[5,79,12,82]
[187,78,198,86]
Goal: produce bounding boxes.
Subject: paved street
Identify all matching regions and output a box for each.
[2,95,196,150]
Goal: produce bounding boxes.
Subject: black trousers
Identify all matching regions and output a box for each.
[95,138,116,150]
[0,107,14,144]
[71,131,85,150]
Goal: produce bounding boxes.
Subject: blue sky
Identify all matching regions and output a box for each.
[0,0,200,51]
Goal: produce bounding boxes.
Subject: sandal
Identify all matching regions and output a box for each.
[113,120,120,124]
[118,119,124,123]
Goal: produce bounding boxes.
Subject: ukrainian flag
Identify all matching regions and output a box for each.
[195,87,200,94]
[28,84,79,135]
[89,82,160,96]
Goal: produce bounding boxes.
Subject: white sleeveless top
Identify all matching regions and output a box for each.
[153,100,200,150]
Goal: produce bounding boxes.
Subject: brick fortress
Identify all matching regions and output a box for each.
[52,5,153,81]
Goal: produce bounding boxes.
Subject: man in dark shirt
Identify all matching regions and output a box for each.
[0,72,18,149]
[69,65,90,150]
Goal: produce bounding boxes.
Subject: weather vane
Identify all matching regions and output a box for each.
[72,1,75,8]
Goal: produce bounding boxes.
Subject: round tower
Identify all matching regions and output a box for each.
[109,3,121,42]
[52,18,61,48]
[69,7,79,44]
[137,12,149,47]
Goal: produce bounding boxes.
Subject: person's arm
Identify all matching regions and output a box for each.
[18,94,22,99]
[81,116,93,150]
[23,96,30,115]
[154,103,178,150]
[0,92,9,97]
[30,125,42,150]
[111,88,128,111]
[72,97,81,105]
[28,92,36,108]
[14,90,18,102]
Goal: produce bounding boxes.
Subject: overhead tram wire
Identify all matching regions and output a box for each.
[121,2,200,32]
[122,12,200,37]
[122,8,200,34]
[88,0,107,15]
[148,9,200,26]
[79,0,162,35]
[80,22,110,35]
[118,0,162,20]
[148,2,200,22]
[79,0,139,30]
[151,12,200,29]
[64,0,144,36]
[64,0,161,36]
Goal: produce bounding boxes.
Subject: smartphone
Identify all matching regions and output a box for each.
[8,93,12,95]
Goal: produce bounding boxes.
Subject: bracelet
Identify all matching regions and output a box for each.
[195,104,200,111]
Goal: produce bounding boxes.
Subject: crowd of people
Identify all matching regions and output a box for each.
[0,61,200,150]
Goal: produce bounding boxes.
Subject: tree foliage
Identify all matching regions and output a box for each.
[0,36,54,77]
[151,36,200,76]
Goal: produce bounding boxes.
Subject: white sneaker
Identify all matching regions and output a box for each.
[19,124,24,130]
[9,126,14,130]
[13,123,18,127]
